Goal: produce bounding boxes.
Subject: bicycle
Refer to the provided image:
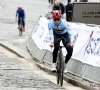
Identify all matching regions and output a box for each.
[55,37,70,86]
[18,18,23,36]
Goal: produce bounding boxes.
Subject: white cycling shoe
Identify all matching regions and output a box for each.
[64,64,68,73]
[51,63,56,72]
[64,68,68,73]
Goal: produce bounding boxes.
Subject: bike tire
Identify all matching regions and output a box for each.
[19,29,22,36]
[60,52,64,86]
[58,52,64,86]
[56,51,62,85]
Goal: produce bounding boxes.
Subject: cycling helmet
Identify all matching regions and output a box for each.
[52,10,62,19]
[18,5,22,9]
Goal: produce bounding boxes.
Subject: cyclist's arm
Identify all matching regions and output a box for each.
[63,20,74,43]
[23,9,26,20]
[15,10,18,20]
[48,20,54,43]
[67,28,74,43]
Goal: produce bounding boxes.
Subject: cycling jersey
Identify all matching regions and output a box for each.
[48,19,74,43]
[16,9,26,20]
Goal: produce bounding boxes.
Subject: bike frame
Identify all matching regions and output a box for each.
[56,37,67,86]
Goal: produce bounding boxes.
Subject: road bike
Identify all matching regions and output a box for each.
[55,37,70,86]
[18,18,23,36]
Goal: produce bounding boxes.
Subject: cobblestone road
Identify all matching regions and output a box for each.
[0,46,68,90]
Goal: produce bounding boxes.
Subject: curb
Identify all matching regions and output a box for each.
[0,41,31,58]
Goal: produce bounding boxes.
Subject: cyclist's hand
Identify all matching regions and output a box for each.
[49,42,54,47]
[70,43,74,47]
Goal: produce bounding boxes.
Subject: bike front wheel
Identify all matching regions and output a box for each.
[56,60,60,84]
[19,29,22,36]
[60,54,64,86]
[59,52,64,86]
[19,20,23,36]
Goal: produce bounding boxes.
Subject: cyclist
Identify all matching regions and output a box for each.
[48,10,74,73]
[16,5,26,31]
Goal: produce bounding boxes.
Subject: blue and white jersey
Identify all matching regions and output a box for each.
[48,19,74,43]
[16,9,26,20]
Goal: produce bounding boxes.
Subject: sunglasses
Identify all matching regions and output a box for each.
[54,19,60,21]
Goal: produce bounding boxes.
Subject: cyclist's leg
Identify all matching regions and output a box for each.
[53,32,61,63]
[48,0,50,4]
[48,0,51,7]
[53,47,59,63]
[22,17,25,31]
[52,47,59,71]
[18,16,20,29]
[52,33,60,71]
[51,0,53,6]
[61,32,73,63]
[65,47,73,64]
[64,47,73,73]
[65,4,68,21]
[62,32,73,73]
